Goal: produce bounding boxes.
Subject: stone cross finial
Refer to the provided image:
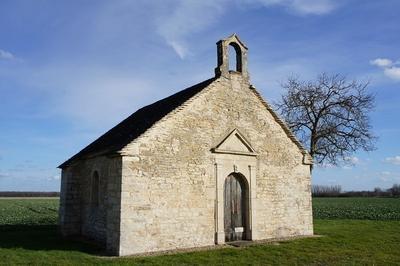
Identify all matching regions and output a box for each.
[214,34,249,81]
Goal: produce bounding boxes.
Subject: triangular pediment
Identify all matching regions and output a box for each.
[211,129,257,156]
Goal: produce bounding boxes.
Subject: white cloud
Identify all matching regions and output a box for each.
[0,49,14,60]
[384,156,400,165]
[48,174,61,181]
[344,156,360,165]
[317,162,334,169]
[250,0,336,15]
[156,0,225,59]
[379,175,389,182]
[168,41,188,59]
[370,57,400,81]
[285,0,336,15]
[384,67,400,80]
[315,156,360,170]
[0,1,340,127]
[370,58,393,67]
[0,172,10,179]
[378,171,400,183]
[156,0,337,58]
[26,65,156,128]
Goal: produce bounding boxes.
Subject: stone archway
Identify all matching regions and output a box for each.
[224,173,249,242]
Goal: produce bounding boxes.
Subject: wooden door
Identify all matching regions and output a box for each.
[224,174,247,242]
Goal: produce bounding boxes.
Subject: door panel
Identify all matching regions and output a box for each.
[224,174,247,242]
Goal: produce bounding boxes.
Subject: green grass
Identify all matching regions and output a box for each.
[0,198,59,226]
[0,198,399,265]
[313,197,400,220]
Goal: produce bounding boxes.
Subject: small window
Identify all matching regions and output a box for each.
[91,171,100,207]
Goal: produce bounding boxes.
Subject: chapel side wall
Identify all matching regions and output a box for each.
[119,75,313,255]
[119,143,216,255]
[105,156,123,255]
[59,155,122,254]
[59,167,81,236]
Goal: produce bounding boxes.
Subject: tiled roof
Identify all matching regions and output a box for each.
[59,78,215,168]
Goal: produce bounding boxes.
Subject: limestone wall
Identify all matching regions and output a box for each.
[59,167,81,236]
[59,155,122,254]
[119,73,313,255]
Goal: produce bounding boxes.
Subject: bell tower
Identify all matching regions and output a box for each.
[214,34,249,82]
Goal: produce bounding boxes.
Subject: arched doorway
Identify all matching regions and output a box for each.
[224,173,249,242]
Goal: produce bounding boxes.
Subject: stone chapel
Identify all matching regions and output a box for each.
[59,34,314,256]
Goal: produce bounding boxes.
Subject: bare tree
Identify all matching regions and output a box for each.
[312,185,342,197]
[275,73,376,170]
[389,184,400,197]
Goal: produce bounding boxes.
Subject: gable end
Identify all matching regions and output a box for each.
[249,85,313,165]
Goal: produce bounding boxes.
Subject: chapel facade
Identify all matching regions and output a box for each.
[59,34,313,256]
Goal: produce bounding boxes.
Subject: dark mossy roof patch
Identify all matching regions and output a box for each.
[59,78,215,168]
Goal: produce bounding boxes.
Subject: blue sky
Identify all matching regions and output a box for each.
[0,0,399,191]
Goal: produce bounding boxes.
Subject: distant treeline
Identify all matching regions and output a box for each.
[312,184,400,197]
[0,191,60,197]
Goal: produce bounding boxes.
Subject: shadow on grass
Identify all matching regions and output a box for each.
[0,224,105,255]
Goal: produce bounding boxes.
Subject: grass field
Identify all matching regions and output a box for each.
[313,197,400,220]
[0,198,59,226]
[1,198,399,265]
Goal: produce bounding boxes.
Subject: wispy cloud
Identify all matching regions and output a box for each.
[0,49,15,60]
[315,156,361,170]
[344,156,360,165]
[48,174,61,181]
[370,58,393,67]
[254,0,337,15]
[384,67,400,80]
[379,171,391,182]
[26,65,156,129]
[156,0,225,59]
[0,172,10,179]
[340,156,361,169]
[378,171,400,183]
[370,58,400,81]
[317,162,334,169]
[156,0,338,58]
[384,156,400,165]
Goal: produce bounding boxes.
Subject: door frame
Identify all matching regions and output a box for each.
[213,154,257,244]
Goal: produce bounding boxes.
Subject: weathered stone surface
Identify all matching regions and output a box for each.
[59,155,122,254]
[59,34,313,256]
